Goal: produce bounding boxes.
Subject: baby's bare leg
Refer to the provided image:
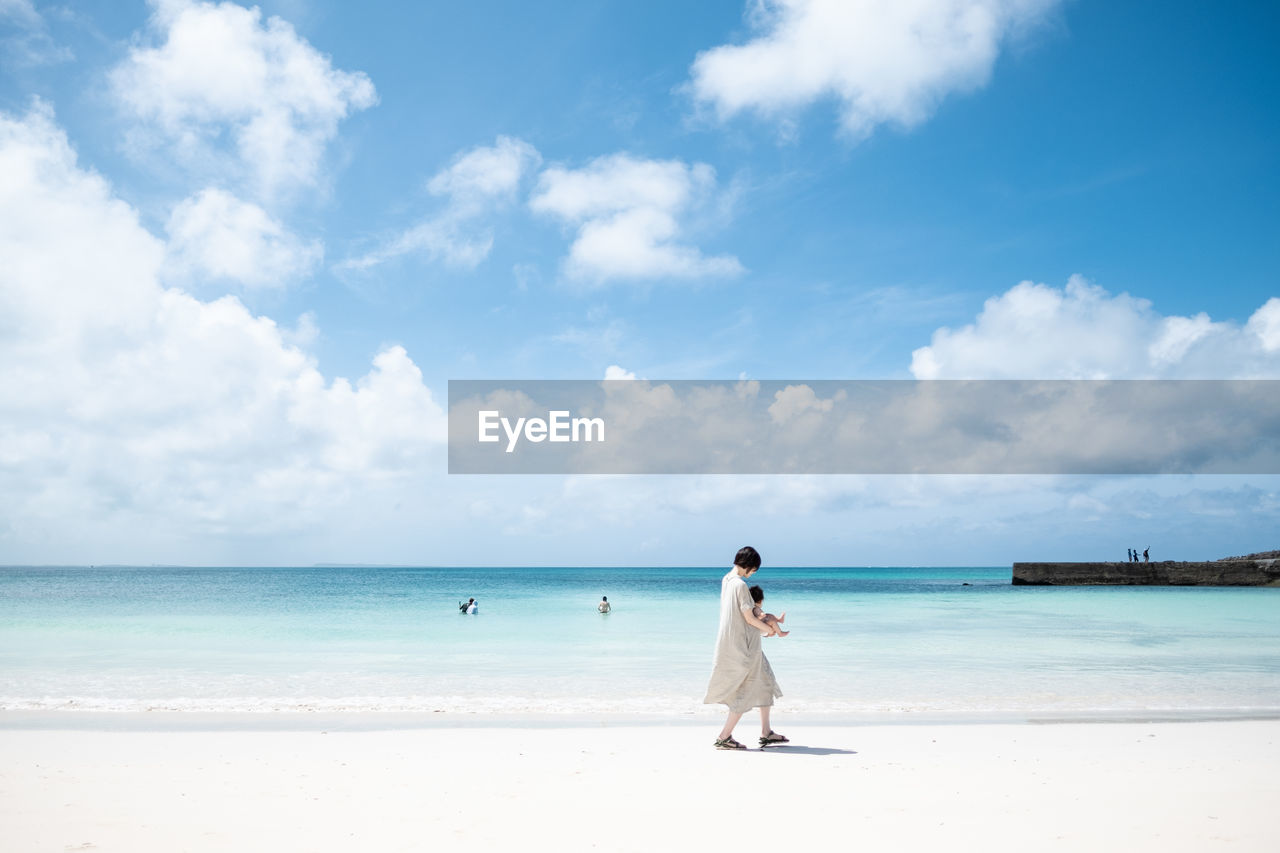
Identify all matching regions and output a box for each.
[763,613,789,637]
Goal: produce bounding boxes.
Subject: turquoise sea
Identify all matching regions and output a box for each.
[1,566,1277,718]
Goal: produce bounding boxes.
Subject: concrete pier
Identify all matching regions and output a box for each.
[1011,560,1280,586]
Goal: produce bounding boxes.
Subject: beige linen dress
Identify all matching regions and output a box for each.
[703,568,782,712]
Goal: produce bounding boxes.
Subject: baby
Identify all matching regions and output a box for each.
[748,584,788,637]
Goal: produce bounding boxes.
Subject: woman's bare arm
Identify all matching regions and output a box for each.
[740,606,772,633]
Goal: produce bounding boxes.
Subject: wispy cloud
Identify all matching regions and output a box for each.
[0,0,72,67]
[337,135,540,273]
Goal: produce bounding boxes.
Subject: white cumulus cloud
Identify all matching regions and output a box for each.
[110,0,377,198]
[338,136,540,272]
[688,0,1060,139]
[0,103,443,550]
[910,275,1280,378]
[768,383,841,423]
[529,153,743,284]
[165,187,322,287]
[1247,298,1280,353]
[604,365,637,380]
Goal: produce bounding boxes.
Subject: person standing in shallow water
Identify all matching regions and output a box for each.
[703,546,787,750]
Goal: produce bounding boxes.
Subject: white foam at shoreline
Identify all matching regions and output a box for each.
[5,694,1279,719]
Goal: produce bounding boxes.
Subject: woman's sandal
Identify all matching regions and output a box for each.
[758,730,790,746]
[714,736,747,750]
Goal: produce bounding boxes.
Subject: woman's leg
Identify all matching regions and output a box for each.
[758,706,788,743]
[718,710,744,741]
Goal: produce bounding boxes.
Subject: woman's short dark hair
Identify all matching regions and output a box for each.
[735,545,761,570]
[748,584,764,604]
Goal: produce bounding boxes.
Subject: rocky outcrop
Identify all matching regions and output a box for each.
[1217,550,1280,561]
[1012,560,1280,586]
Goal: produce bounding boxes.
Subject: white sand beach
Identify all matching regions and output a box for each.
[2,717,1277,852]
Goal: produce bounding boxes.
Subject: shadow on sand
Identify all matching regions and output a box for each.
[759,745,857,756]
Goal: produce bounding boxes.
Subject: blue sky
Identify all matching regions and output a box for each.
[1,0,1277,565]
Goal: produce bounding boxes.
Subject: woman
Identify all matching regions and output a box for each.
[703,545,787,750]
